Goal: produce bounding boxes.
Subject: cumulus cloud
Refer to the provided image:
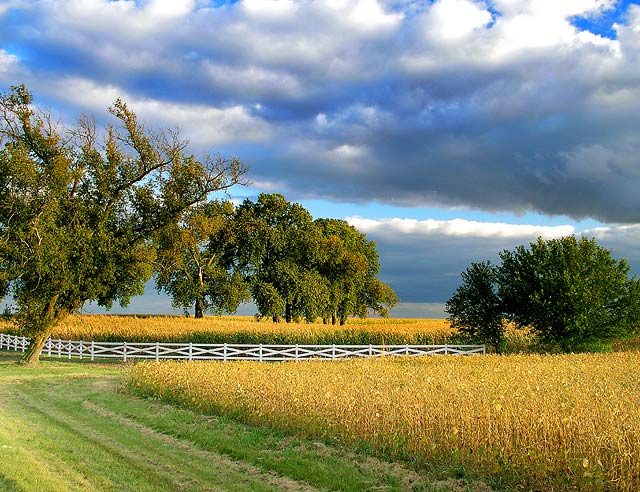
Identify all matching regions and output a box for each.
[47,77,272,146]
[422,0,493,41]
[2,0,640,223]
[0,49,19,74]
[348,217,575,239]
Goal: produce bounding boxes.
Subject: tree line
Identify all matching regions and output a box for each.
[446,236,640,353]
[0,86,397,364]
[154,193,398,324]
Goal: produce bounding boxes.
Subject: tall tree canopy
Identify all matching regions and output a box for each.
[446,236,640,352]
[233,193,329,322]
[498,236,640,351]
[154,200,249,318]
[233,194,397,323]
[0,85,247,363]
[315,218,398,324]
[445,261,505,353]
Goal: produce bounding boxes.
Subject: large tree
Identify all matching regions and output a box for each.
[315,218,398,324]
[233,193,329,322]
[233,195,397,323]
[154,200,249,318]
[445,261,505,353]
[0,85,247,363]
[497,236,640,351]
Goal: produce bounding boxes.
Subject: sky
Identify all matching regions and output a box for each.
[2,0,640,318]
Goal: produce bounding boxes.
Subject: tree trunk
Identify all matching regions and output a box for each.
[195,269,205,319]
[20,329,50,365]
[285,303,292,323]
[195,298,205,319]
[331,313,337,325]
[19,296,65,365]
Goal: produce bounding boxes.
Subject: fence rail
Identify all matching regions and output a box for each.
[0,332,485,361]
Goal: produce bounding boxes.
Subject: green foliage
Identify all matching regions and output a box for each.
[445,261,506,353]
[234,194,398,323]
[447,235,640,353]
[154,200,250,317]
[0,85,246,363]
[314,218,398,323]
[498,236,640,352]
[234,193,327,322]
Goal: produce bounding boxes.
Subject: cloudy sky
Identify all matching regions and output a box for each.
[2,0,640,317]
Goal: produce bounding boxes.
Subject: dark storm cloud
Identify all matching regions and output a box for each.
[2,1,640,222]
[350,218,640,305]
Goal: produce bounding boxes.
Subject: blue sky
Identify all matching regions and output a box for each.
[2,0,640,317]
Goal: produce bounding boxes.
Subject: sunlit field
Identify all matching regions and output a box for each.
[0,314,460,345]
[129,352,640,492]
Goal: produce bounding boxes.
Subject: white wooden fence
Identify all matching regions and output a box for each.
[0,332,485,361]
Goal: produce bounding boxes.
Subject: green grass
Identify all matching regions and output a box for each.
[0,352,492,492]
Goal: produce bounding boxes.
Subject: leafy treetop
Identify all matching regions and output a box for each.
[0,85,247,363]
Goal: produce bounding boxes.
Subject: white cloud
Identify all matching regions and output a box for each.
[325,0,403,32]
[202,61,305,99]
[48,78,272,146]
[242,0,298,20]
[347,217,575,239]
[0,49,19,74]
[312,104,394,137]
[47,0,195,39]
[330,144,367,159]
[424,0,493,41]
[145,0,195,19]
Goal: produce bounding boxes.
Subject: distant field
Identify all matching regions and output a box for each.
[129,352,640,492]
[0,315,460,345]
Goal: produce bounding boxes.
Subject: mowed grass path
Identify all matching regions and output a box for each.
[0,353,439,492]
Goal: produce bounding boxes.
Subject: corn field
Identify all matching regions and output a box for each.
[0,315,460,345]
[129,352,640,491]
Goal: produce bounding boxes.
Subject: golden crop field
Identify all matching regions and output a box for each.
[0,314,459,345]
[129,353,640,492]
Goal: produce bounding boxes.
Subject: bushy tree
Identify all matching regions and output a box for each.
[154,200,249,318]
[0,85,246,363]
[447,236,640,353]
[233,195,397,323]
[498,236,640,352]
[445,261,505,352]
[315,218,398,324]
[234,193,329,322]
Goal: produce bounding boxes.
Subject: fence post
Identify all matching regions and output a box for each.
[123,342,127,363]
[91,341,94,361]
[259,344,263,362]
[156,342,159,361]
[189,342,193,361]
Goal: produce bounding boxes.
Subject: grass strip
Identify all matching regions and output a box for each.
[1,354,471,492]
